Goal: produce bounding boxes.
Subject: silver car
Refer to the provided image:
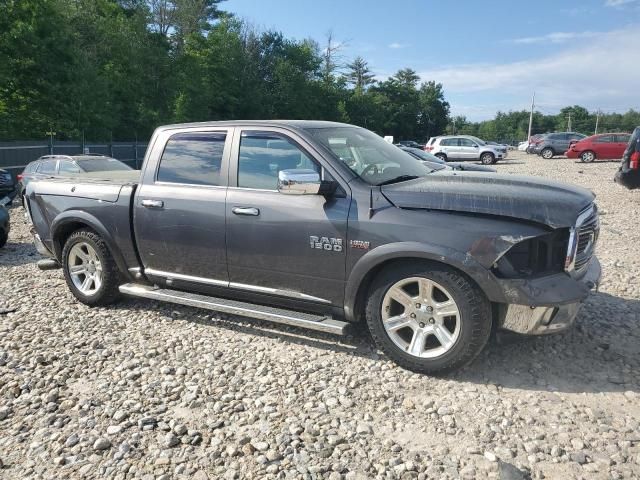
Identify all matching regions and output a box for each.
[425,135,506,164]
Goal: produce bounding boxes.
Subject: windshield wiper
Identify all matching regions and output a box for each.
[376,175,420,186]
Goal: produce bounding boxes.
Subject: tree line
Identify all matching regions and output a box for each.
[0,0,449,142]
[2,1,637,145]
[449,106,640,145]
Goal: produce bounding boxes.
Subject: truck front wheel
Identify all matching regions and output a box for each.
[365,262,491,374]
[62,229,121,306]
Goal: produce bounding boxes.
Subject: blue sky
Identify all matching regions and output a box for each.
[226,0,640,120]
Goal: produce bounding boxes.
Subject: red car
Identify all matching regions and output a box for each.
[566,133,632,162]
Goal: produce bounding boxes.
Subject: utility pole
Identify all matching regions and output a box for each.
[567,112,572,132]
[594,110,600,135]
[527,91,535,141]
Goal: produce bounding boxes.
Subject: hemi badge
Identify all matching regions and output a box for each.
[349,240,370,250]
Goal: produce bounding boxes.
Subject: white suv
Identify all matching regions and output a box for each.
[425,135,506,165]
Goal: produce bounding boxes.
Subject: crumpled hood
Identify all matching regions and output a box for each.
[381,171,595,228]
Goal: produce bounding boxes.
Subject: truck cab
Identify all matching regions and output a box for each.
[26,121,601,374]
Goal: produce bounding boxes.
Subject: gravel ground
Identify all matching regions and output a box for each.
[0,151,639,480]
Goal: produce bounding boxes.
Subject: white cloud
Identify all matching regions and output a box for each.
[418,28,640,119]
[512,31,600,44]
[605,0,639,6]
[388,42,410,49]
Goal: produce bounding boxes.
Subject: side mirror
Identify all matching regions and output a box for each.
[278,169,322,195]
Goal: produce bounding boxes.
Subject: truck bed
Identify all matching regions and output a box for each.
[26,173,141,277]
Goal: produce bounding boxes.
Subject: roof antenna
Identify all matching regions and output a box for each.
[368,188,374,219]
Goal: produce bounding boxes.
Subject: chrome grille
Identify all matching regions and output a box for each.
[571,205,599,272]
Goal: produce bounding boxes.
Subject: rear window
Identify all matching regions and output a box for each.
[157,132,226,186]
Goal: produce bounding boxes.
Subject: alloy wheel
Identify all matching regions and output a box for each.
[581,151,595,163]
[381,277,461,358]
[67,242,103,296]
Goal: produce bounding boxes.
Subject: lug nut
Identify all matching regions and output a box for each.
[419,322,425,328]
[415,303,421,308]
[428,317,435,324]
[410,313,416,319]
[426,306,433,312]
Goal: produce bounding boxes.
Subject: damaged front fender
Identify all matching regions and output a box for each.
[467,233,538,269]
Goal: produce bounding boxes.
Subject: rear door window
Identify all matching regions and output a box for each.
[38,160,57,174]
[156,132,227,186]
[594,135,614,143]
[458,138,475,147]
[616,134,631,143]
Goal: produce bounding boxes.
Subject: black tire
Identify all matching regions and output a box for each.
[365,262,492,375]
[435,153,447,162]
[480,152,495,165]
[580,150,596,163]
[0,229,7,249]
[62,229,121,306]
[540,148,554,159]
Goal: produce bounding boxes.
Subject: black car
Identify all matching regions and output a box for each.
[0,168,17,205]
[400,146,496,172]
[0,202,9,248]
[396,140,424,149]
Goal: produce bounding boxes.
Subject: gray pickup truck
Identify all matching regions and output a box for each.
[26,121,601,374]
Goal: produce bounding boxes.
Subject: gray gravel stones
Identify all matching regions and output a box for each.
[0,152,639,479]
[93,438,111,451]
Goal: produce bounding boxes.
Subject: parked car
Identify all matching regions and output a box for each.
[518,141,529,151]
[0,168,17,205]
[565,133,632,163]
[18,154,133,202]
[0,201,9,248]
[25,120,600,374]
[532,132,586,159]
[424,135,506,164]
[615,126,640,189]
[396,140,424,149]
[399,146,496,172]
[526,134,546,154]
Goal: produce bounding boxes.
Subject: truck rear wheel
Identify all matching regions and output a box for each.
[365,262,491,374]
[62,229,121,306]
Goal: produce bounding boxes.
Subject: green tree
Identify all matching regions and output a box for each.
[345,56,376,92]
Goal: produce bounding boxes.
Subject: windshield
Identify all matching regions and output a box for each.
[77,157,133,172]
[307,127,431,185]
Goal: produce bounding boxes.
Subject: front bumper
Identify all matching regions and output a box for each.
[498,256,601,335]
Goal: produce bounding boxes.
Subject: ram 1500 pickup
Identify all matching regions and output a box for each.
[26,121,601,373]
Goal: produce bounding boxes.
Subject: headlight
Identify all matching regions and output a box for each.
[493,230,570,278]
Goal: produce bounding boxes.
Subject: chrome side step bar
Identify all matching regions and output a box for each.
[118,283,348,335]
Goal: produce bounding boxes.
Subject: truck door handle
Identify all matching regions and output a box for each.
[141,199,164,209]
[232,206,260,216]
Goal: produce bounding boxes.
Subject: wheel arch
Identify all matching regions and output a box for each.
[344,242,504,323]
[51,211,129,279]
